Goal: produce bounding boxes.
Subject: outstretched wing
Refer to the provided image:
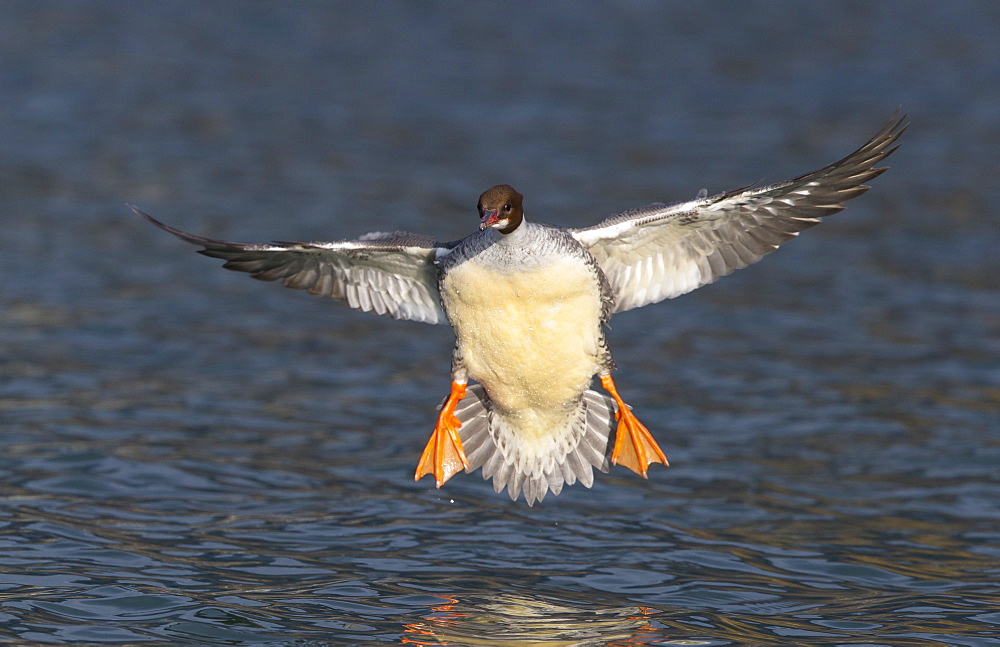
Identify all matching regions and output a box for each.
[135,207,451,324]
[571,113,906,313]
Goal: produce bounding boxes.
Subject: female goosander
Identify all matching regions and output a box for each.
[136,114,905,505]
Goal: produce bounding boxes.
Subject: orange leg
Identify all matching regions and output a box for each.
[415,381,470,488]
[600,374,668,477]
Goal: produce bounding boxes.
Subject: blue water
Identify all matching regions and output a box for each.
[2,2,998,644]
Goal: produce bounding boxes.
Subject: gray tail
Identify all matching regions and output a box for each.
[454,384,615,506]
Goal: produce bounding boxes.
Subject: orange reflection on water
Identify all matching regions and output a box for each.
[402,593,668,646]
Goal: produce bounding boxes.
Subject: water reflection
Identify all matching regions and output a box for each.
[401,592,683,646]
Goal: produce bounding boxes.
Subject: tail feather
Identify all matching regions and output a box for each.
[558,457,579,489]
[453,384,615,505]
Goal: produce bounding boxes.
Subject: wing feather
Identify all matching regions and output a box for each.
[572,113,906,313]
[134,207,450,324]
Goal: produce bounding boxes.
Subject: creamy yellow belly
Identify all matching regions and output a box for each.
[441,255,604,434]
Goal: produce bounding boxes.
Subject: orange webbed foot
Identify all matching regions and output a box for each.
[415,381,470,488]
[600,374,669,477]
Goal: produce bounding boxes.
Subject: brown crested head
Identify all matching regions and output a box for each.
[477,184,524,234]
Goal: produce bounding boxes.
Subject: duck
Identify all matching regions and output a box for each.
[135,113,905,505]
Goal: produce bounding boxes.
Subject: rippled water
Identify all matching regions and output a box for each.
[2,2,999,645]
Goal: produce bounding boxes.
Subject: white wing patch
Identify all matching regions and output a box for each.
[571,113,906,313]
[135,207,448,324]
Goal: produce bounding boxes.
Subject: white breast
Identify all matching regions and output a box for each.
[441,253,605,439]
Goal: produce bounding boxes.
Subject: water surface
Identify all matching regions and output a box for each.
[1,2,998,645]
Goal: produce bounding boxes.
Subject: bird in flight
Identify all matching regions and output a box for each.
[136,113,905,505]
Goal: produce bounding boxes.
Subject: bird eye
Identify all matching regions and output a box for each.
[503,203,512,212]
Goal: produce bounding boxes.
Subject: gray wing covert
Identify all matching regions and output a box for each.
[135,207,449,324]
[571,113,906,313]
